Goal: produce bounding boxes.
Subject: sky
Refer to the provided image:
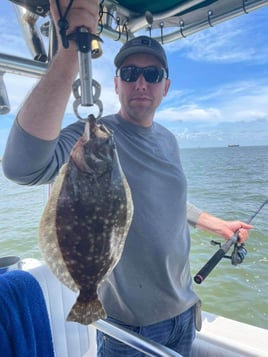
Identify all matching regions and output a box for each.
[1,1,268,154]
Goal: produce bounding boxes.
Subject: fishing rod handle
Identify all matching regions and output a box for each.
[194,248,226,284]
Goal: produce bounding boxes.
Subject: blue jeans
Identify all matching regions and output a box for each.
[97,306,196,357]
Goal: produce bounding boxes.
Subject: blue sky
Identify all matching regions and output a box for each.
[1,1,268,154]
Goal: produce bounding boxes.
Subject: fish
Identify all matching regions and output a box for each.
[39,117,133,325]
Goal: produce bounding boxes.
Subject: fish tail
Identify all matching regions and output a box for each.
[67,298,107,325]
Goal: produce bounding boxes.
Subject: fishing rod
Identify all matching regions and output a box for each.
[194,198,268,284]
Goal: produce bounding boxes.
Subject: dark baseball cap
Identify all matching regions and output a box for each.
[114,36,169,76]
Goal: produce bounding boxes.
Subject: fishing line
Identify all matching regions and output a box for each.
[246,198,268,224]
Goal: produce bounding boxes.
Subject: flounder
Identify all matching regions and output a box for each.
[39,118,133,325]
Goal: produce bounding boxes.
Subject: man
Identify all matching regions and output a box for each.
[2,1,252,355]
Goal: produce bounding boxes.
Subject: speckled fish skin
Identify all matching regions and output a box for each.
[39,118,133,325]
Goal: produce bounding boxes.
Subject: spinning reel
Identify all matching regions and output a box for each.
[211,240,247,266]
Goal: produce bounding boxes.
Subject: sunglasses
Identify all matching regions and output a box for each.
[116,65,167,84]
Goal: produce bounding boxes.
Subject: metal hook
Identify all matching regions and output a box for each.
[122,22,129,41]
[179,20,186,38]
[115,17,122,41]
[160,22,164,44]
[145,11,153,37]
[208,10,213,27]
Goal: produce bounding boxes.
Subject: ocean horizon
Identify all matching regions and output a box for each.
[1,112,268,155]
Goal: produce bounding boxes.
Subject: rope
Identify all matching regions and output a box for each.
[54,0,74,48]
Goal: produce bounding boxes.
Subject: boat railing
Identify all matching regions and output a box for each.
[93,319,183,357]
[0,53,47,79]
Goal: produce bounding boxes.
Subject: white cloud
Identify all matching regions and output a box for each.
[156,103,222,122]
[4,74,37,114]
[166,8,268,65]
[212,82,268,122]
[159,78,268,124]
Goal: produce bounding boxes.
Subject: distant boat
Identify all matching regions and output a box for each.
[228,144,240,147]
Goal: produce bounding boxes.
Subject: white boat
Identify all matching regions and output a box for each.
[1,0,268,356]
[9,257,268,357]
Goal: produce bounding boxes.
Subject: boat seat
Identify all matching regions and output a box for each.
[22,258,97,357]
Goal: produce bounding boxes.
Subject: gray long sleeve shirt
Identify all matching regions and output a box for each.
[3,114,200,326]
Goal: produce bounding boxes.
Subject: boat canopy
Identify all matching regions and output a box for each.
[7,0,268,43]
[106,0,268,43]
[2,0,267,75]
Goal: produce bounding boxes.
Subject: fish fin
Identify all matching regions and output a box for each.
[67,298,106,325]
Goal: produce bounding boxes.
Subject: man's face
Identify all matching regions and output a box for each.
[114,53,170,127]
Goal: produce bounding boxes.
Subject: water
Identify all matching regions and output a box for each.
[0,169,46,259]
[0,145,268,330]
[181,145,268,330]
